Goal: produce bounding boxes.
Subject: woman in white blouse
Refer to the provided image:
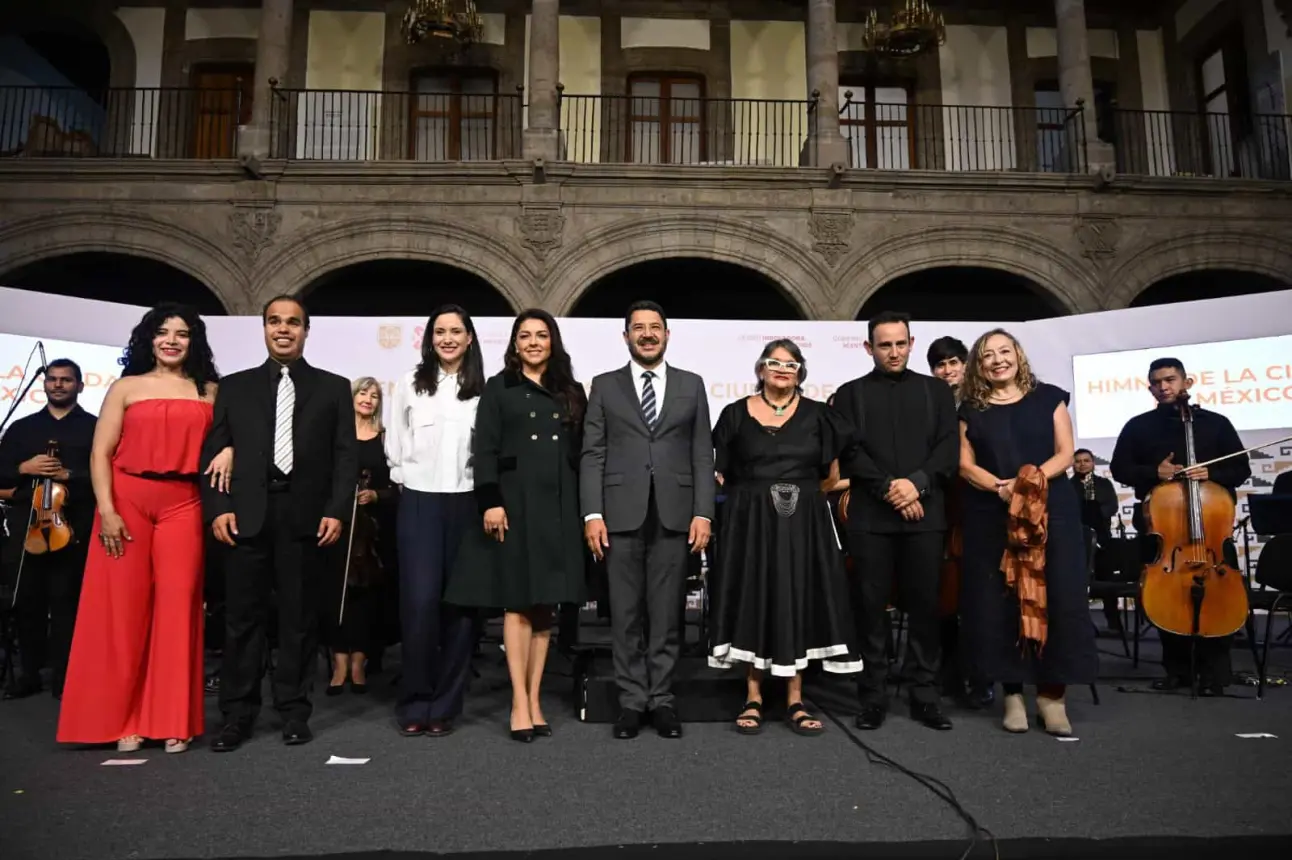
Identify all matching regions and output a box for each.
[385,304,485,737]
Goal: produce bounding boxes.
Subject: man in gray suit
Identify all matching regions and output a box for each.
[581,301,715,739]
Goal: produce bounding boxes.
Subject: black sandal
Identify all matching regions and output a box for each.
[734,700,763,735]
[786,702,824,736]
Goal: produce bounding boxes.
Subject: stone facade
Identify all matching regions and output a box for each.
[2,0,1291,316]
[3,161,1290,316]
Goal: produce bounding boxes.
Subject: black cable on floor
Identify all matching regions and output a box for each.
[807,697,999,860]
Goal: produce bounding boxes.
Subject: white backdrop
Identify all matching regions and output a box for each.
[3,285,1291,566]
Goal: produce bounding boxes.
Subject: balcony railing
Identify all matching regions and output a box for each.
[0,85,246,158]
[839,100,1088,173]
[558,93,819,167]
[4,84,1291,184]
[267,87,524,160]
[1112,109,1292,180]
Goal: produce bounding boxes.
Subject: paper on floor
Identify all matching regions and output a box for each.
[1235,733,1277,739]
[1056,737,1080,742]
[325,755,370,765]
[101,759,147,766]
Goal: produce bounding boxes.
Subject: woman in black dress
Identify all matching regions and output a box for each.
[444,310,587,742]
[957,329,1097,735]
[708,339,860,736]
[320,376,398,694]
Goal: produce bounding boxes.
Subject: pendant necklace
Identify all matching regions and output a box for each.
[761,390,796,416]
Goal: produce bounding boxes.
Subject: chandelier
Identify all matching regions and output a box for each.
[401,0,484,45]
[862,0,946,56]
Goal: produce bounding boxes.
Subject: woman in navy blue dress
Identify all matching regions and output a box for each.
[957,329,1097,736]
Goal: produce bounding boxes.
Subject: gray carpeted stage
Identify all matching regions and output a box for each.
[2,623,1290,860]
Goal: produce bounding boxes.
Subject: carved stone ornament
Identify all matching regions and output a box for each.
[229,206,282,262]
[808,211,854,267]
[517,204,565,261]
[1074,215,1121,259]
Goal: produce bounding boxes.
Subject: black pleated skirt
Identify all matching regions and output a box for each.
[708,479,862,677]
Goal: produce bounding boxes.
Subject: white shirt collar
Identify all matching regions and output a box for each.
[630,359,666,379]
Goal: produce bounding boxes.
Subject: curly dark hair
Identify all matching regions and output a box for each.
[119,302,220,397]
[503,308,585,425]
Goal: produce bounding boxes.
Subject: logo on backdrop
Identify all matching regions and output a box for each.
[378,325,402,349]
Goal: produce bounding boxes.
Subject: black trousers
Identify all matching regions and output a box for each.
[607,492,689,713]
[396,489,480,725]
[219,491,321,726]
[850,530,945,706]
[4,536,87,695]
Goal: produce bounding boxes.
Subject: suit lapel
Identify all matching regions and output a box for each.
[259,359,279,427]
[291,359,320,422]
[653,366,677,430]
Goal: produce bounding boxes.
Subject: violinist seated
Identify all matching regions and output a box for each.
[1110,357,1250,696]
[0,359,98,700]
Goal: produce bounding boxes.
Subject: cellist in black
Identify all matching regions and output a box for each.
[1110,358,1250,694]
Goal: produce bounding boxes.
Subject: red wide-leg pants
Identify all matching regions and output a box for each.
[57,471,205,743]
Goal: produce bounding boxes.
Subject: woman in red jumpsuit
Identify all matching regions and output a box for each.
[57,303,226,753]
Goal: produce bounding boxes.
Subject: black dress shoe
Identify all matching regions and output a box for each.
[855,704,886,730]
[613,709,643,739]
[282,720,313,745]
[911,701,953,730]
[532,723,552,737]
[510,728,534,743]
[3,677,42,700]
[211,723,250,752]
[652,706,683,738]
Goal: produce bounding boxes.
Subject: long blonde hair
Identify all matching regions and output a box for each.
[352,376,383,431]
[960,328,1038,410]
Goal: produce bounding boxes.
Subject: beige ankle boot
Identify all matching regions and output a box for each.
[1036,694,1072,736]
[1002,693,1028,733]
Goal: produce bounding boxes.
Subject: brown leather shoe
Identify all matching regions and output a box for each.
[426,719,454,737]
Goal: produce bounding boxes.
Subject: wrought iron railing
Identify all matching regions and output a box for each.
[267,87,524,161]
[0,85,246,158]
[838,98,1088,173]
[1112,109,1292,180]
[557,92,819,167]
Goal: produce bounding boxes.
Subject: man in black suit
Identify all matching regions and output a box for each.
[201,296,359,751]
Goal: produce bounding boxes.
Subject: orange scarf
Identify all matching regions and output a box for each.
[1000,464,1049,652]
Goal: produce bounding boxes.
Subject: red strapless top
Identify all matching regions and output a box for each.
[112,399,214,476]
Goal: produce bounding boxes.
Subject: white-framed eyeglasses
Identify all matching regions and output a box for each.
[762,358,802,372]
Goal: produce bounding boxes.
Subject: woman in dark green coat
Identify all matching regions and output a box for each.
[444,309,588,742]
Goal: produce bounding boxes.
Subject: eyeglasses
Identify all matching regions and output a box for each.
[762,358,802,372]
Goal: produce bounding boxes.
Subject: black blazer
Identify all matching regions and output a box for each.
[200,358,359,539]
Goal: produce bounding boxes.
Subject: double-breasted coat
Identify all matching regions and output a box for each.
[444,370,588,612]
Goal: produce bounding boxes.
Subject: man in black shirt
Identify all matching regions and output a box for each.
[1110,357,1250,694]
[832,312,958,731]
[0,359,97,699]
[1072,448,1123,630]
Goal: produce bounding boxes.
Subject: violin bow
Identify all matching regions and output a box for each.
[9,498,37,609]
[1172,433,1292,476]
[337,483,361,626]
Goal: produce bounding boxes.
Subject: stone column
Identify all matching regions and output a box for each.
[806,0,848,166]
[524,0,561,161]
[239,0,294,158]
[1054,0,1113,171]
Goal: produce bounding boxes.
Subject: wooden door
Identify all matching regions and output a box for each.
[191,64,254,158]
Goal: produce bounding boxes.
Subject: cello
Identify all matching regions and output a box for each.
[1139,392,1249,675]
[24,440,74,555]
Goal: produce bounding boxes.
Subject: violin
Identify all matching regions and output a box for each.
[345,469,382,587]
[24,440,74,555]
[1139,392,1248,640]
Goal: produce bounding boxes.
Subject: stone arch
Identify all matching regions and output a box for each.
[255,215,540,313]
[0,209,245,311]
[544,215,833,318]
[836,225,1102,319]
[1104,231,1292,309]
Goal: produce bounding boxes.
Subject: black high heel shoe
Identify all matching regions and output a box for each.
[532,723,552,737]
[326,682,346,697]
[510,728,534,743]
